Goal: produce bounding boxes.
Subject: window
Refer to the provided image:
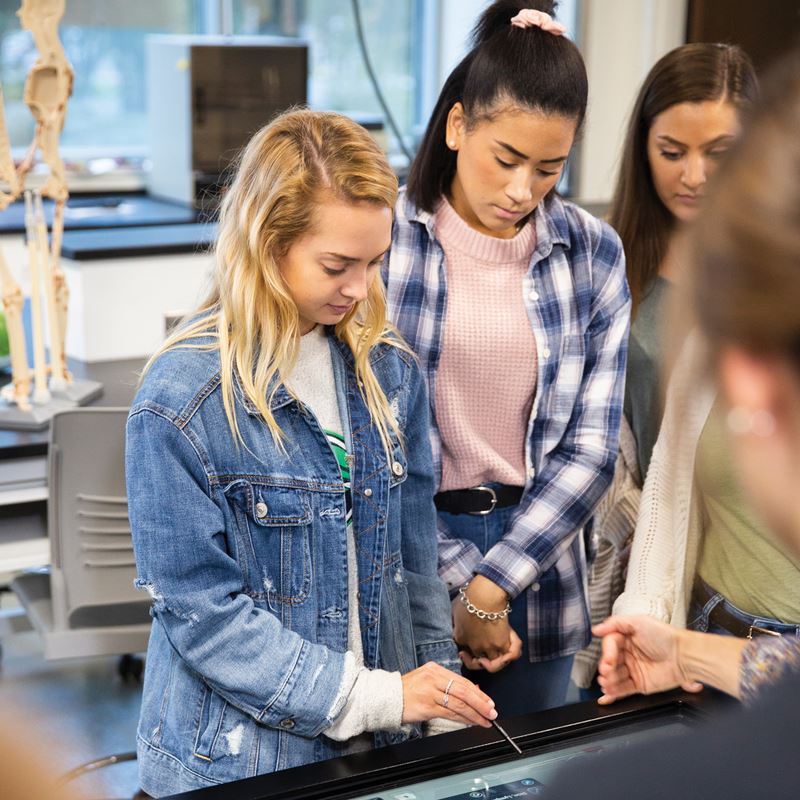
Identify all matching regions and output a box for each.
[0,1,199,155]
[0,0,428,161]
[233,0,423,150]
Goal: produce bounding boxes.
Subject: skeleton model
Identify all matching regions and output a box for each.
[0,0,75,417]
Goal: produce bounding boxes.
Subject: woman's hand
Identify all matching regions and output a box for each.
[452,576,523,669]
[459,628,524,673]
[401,662,497,727]
[594,615,703,704]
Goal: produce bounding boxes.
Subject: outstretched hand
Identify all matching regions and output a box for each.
[594,615,703,705]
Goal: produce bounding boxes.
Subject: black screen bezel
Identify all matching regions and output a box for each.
[165,690,731,800]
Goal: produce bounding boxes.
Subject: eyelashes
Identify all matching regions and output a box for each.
[495,157,560,177]
[323,260,383,277]
[660,149,730,162]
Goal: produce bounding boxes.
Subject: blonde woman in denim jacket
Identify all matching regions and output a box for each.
[126,110,496,797]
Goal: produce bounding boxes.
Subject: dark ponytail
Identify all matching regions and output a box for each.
[406,0,587,212]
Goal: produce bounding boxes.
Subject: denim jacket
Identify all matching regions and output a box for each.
[125,326,459,795]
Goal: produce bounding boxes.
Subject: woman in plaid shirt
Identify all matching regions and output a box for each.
[383,0,630,716]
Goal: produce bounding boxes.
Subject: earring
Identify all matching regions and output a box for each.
[448,140,457,149]
[726,406,777,438]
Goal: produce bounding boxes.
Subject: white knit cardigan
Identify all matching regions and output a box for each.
[571,415,641,688]
[613,333,715,627]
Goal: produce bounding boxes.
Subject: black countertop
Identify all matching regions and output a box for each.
[0,193,197,235]
[60,222,217,260]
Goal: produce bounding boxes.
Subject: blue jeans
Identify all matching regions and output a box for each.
[440,502,574,718]
[578,679,603,703]
[688,578,800,637]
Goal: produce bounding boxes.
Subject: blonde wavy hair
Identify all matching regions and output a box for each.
[145,109,403,455]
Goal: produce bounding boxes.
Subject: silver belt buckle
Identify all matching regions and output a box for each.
[747,624,782,640]
[468,486,498,516]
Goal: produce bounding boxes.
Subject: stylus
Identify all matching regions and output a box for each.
[492,719,522,754]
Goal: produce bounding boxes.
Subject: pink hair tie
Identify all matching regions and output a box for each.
[510,9,567,36]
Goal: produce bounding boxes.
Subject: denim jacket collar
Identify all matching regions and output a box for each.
[235,330,396,418]
[235,370,294,415]
[327,329,396,369]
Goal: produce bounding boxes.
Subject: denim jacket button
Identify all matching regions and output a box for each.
[279,717,295,730]
[391,461,404,477]
[363,488,373,497]
[255,502,268,519]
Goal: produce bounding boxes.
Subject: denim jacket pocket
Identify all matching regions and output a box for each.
[192,683,232,762]
[227,480,313,605]
[191,683,271,777]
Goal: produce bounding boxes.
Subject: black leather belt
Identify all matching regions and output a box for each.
[434,485,524,516]
[692,580,785,639]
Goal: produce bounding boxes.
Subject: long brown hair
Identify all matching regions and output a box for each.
[691,50,800,368]
[145,109,402,455]
[609,43,757,316]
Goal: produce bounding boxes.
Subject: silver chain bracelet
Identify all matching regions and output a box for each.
[458,583,511,621]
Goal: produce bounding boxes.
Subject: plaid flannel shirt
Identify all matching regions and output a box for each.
[384,189,631,659]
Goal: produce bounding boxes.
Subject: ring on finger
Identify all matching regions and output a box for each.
[443,677,455,708]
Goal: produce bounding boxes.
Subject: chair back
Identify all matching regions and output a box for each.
[48,408,150,630]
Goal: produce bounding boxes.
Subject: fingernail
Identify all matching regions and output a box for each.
[488,699,495,707]
[490,709,498,719]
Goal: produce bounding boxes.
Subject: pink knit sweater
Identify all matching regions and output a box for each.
[434,198,538,491]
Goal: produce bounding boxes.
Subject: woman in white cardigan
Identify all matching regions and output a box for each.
[614,323,800,637]
[550,56,800,800]
[568,48,800,718]
[614,304,800,638]
[612,331,713,628]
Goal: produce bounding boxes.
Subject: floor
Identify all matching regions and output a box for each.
[0,588,143,800]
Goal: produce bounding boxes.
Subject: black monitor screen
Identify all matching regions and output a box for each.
[349,714,691,800]
[162,694,730,800]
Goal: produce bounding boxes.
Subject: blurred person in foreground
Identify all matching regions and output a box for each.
[0,709,81,800]
[550,49,800,799]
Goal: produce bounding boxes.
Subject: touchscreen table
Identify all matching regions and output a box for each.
[349,713,691,799]
[165,691,733,800]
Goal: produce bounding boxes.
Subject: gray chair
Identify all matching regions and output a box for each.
[12,407,151,660]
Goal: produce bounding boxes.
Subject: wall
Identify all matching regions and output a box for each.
[576,0,688,203]
[436,0,487,88]
[63,252,214,362]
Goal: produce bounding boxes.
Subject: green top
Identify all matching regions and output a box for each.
[696,400,800,622]
[325,428,352,527]
[624,276,672,479]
